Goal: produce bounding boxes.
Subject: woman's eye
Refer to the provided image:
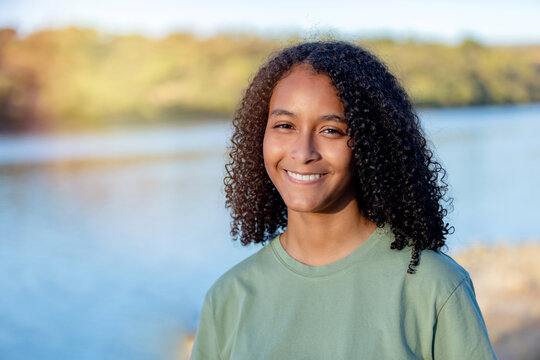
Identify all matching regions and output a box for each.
[274,123,293,129]
[322,128,344,135]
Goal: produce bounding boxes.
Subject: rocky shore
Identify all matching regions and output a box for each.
[181,243,540,359]
[454,243,540,360]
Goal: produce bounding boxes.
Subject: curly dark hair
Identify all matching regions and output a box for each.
[224,41,453,274]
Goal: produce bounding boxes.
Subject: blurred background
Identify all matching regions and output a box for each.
[0,0,539,359]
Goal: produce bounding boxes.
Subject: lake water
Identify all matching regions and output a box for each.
[1,104,539,359]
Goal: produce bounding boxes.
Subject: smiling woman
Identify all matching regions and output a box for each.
[264,64,354,214]
[190,41,498,359]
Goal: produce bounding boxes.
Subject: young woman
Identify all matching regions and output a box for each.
[190,41,497,359]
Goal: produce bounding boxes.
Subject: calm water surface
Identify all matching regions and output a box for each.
[0,104,539,359]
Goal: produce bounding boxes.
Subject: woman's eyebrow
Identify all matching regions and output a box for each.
[269,109,295,117]
[319,114,347,123]
[269,109,346,123]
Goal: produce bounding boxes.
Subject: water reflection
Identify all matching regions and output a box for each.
[0,124,256,359]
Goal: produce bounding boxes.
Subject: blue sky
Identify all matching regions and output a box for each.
[0,0,539,44]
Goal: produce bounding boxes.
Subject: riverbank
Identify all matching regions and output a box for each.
[455,243,540,360]
[181,243,540,359]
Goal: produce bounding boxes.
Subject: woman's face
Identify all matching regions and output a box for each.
[263,64,355,214]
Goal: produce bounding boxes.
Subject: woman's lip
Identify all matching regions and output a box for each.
[284,169,327,184]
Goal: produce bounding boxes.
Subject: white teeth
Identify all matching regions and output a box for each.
[286,171,323,181]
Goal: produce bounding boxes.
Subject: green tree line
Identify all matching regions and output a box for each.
[0,27,539,132]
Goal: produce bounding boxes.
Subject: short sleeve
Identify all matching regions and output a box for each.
[433,276,498,359]
[190,293,221,360]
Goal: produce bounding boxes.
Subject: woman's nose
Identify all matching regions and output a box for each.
[290,132,321,163]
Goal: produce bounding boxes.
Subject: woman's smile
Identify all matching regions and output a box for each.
[285,170,327,184]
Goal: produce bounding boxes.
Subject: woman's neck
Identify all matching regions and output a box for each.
[280,199,377,267]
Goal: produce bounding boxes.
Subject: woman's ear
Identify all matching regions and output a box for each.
[346,135,355,148]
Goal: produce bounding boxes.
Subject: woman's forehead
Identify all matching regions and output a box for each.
[269,65,343,116]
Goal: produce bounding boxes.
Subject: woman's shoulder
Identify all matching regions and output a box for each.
[375,226,470,290]
[417,249,469,283]
[373,240,475,314]
[205,237,279,300]
[407,248,473,302]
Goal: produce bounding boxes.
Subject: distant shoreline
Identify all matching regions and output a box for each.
[1,27,539,133]
[2,103,540,136]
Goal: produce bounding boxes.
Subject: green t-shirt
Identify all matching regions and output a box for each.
[191,225,497,359]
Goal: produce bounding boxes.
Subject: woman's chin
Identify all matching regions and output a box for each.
[284,199,326,214]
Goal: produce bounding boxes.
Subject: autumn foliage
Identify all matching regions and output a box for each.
[0,27,539,132]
